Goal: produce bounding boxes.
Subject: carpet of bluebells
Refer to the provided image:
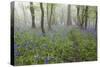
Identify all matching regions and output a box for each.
[14,28,97,65]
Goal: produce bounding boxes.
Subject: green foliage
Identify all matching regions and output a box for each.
[14,29,97,65]
[67,29,97,61]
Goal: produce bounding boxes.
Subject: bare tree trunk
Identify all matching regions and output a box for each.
[77,6,81,27]
[77,6,80,23]
[40,3,45,35]
[48,4,53,30]
[67,5,72,25]
[61,8,64,24]
[80,7,85,29]
[52,9,56,25]
[84,6,88,29]
[47,4,49,26]
[95,7,97,30]
[30,2,36,28]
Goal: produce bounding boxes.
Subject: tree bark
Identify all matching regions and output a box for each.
[95,7,97,30]
[77,6,80,23]
[40,3,45,35]
[47,4,48,24]
[48,4,53,30]
[84,6,88,29]
[77,6,81,26]
[67,5,72,25]
[81,7,85,28]
[30,2,36,28]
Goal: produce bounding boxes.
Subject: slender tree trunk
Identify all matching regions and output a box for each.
[77,6,80,22]
[47,4,48,25]
[77,6,81,26]
[84,6,88,29]
[81,7,85,28]
[30,2,36,28]
[40,3,45,35]
[61,8,64,24]
[52,9,56,24]
[48,4,53,30]
[67,5,72,25]
[95,7,97,30]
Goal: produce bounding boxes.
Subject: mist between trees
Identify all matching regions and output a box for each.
[13,2,97,34]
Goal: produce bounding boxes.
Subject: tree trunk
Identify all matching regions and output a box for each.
[81,7,85,28]
[48,4,53,30]
[84,6,88,29]
[95,7,97,30]
[40,3,45,35]
[61,8,64,24]
[67,5,72,25]
[52,9,56,24]
[30,2,36,28]
[77,6,80,23]
[77,6,81,27]
[47,4,48,25]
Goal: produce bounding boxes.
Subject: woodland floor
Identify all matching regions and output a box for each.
[14,24,97,65]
